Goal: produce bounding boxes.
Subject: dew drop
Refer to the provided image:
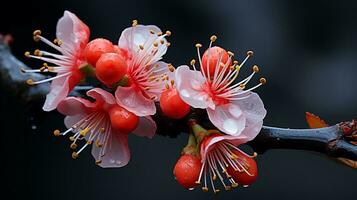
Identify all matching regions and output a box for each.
[223,119,238,134]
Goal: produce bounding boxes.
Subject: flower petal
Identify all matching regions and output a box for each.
[115,86,156,116]
[118,25,167,64]
[200,134,248,161]
[86,88,116,106]
[64,115,84,129]
[57,97,93,116]
[145,61,172,101]
[91,132,131,168]
[132,116,157,138]
[42,74,70,111]
[232,92,266,140]
[56,10,90,54]
[207,103,246,136]
[175,66,211,109]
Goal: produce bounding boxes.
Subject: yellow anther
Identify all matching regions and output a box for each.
[157,32,163,36]
[253,65,259,73]
[69,136,75,141]
[86,141,92,145]
[225,186,231,191]
[100,128,105,132]
[132,19,138,27]
[165,83,170,89]
[166,42,171,47]
[71,152,78,159]
[70,143,77,149]
[26,79,34,85]
[24,51,31,58]
[34,49,42,56]
[214,189,220,194]
[170,79,175,86]
[53,130,61,136]
[153,42,158,47]
[253,152,258,158]
[228,51,234,57]
[210,35,217,42]
[33,30,42,36]
[231,182,239,188]
[260,77,267,85]
[213,175,217,180]
[233,60,239,65]
[190,59,196,66]
[230,153,238,159]
[165,30,171,36]
[239,84,246,90]
[247,50,254,56]
[95,160,102,165]
[202,187,209,192]
[33,35,40,42]
[80,128,90,137]
[195,43,202,48]
[139,45,144,50]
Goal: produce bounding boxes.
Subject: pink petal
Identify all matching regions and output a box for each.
[64,115,84,129]
[200,134,248,161]
[115,86,156,116]
[207,103,246,136]
[91,132,130,168]
[86,88,116,106]
[232,92,266,140]
[132,116,157,138]
[118,25,167,63]
[56,11,90,54]
[42,74,70,111]
[175,66,212,109]
[57,96,93,116]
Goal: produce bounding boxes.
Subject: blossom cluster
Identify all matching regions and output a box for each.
[24,11,266,192]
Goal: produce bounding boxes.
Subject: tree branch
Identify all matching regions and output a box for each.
[1,37,356,165]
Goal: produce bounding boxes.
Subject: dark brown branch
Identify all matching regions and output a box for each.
[1,38,356,163]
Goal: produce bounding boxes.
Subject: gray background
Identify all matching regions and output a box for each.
[1,0,356,199]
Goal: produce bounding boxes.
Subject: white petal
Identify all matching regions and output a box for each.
[42,74,70,111]
[175,66,210,109]
[207,103,246,136]
[115,86,156,116]
[91,133,131,168]
[118,25,167,64]
[132,116,157,138]
[56,10,90,54]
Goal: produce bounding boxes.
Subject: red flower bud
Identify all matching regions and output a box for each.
[173,154,202,190]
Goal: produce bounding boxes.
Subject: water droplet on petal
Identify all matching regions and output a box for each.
[181,89,190,97]
[223,119,238,134]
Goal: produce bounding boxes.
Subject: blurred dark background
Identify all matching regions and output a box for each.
[1,0,357,199]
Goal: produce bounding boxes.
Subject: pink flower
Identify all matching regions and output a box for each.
[175,38,267,136]
[23,11,90,111]
[55,88,157,168]
[115,21,173,116]
[197,132,258,192]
